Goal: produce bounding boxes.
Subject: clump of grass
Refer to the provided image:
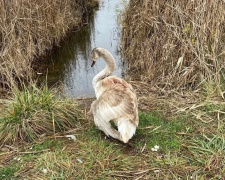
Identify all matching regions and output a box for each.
[0,163,20,180]
[122,0,225,92]
[0,84,82,146]
[187,133,225,179]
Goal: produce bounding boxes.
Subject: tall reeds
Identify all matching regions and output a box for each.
[122,0,225,92]
[0,0,93,89]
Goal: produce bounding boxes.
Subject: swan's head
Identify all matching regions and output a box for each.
[91,48,101,67]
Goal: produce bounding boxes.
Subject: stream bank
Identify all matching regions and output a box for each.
[38,0,128,98]
[0,0,98,91]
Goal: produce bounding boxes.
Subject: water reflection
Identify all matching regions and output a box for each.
[42,0,126,98]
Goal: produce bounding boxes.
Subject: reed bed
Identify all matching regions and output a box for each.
[0,0,94,89]
[122,0,225,92]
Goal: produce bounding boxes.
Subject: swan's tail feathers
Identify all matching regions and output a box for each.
[117,118,136,143]
[93,117,121,141]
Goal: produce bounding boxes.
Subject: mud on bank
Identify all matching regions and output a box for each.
[0,0,98,90]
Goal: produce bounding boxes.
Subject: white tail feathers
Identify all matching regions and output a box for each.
[117,119,136,143]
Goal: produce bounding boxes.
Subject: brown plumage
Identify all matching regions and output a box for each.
[90,48,139,143]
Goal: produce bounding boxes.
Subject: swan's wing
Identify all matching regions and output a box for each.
[101,76,134,92]
[92,83,138,126]
[95,76,135,99]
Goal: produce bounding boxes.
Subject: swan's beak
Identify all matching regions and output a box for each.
[91,60,96,67]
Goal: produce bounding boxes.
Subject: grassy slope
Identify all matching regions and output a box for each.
[1,105,224,179]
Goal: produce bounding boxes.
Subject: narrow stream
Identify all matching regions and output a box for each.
[41,0,127,98]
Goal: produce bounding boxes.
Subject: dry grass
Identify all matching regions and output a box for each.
[0,85,224,179]
[0,83,83,147]
[0,0,95,89]
[122,0,225,93]
[1,108,224,179]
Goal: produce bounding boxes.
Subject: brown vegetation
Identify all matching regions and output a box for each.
[0,0,96,89]
[122,0,225,92]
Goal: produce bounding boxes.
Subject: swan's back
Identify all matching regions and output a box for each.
[94,76,134,98]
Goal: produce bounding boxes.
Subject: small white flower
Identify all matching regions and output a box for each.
[42,168,48,174]
[77,158,83,163]
[29,147,33,150]
[154,169,161,173]
[190,176,193,179]
[65,135,76,141]
[14,157,21,161]
[151,148,157,152]
[151,145,160,152]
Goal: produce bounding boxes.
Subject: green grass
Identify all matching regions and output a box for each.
[1,106,225,179]
[187,133,225,179]
[0,84,82,146]
[0,164,20,179]
[135,112,189,151]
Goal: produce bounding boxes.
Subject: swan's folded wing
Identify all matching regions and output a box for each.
[92,84,138,125]
[101,76,134,92]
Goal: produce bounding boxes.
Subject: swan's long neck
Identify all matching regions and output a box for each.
[92,49,116,87]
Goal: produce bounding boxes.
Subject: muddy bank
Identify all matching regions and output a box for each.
[0,0,98,90]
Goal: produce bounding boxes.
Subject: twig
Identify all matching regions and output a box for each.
[111,174,134,178]
[19,149,50,154]
[148,126,161,133]
[141,143,146,153]
[139,126,154,130]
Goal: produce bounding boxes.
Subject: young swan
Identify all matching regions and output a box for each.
[90,47,139,143]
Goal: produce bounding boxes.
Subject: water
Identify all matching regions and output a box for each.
[42,0,127,98]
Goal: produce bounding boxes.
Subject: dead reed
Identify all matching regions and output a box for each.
[0,0,94,90]
[122,0,225,93]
